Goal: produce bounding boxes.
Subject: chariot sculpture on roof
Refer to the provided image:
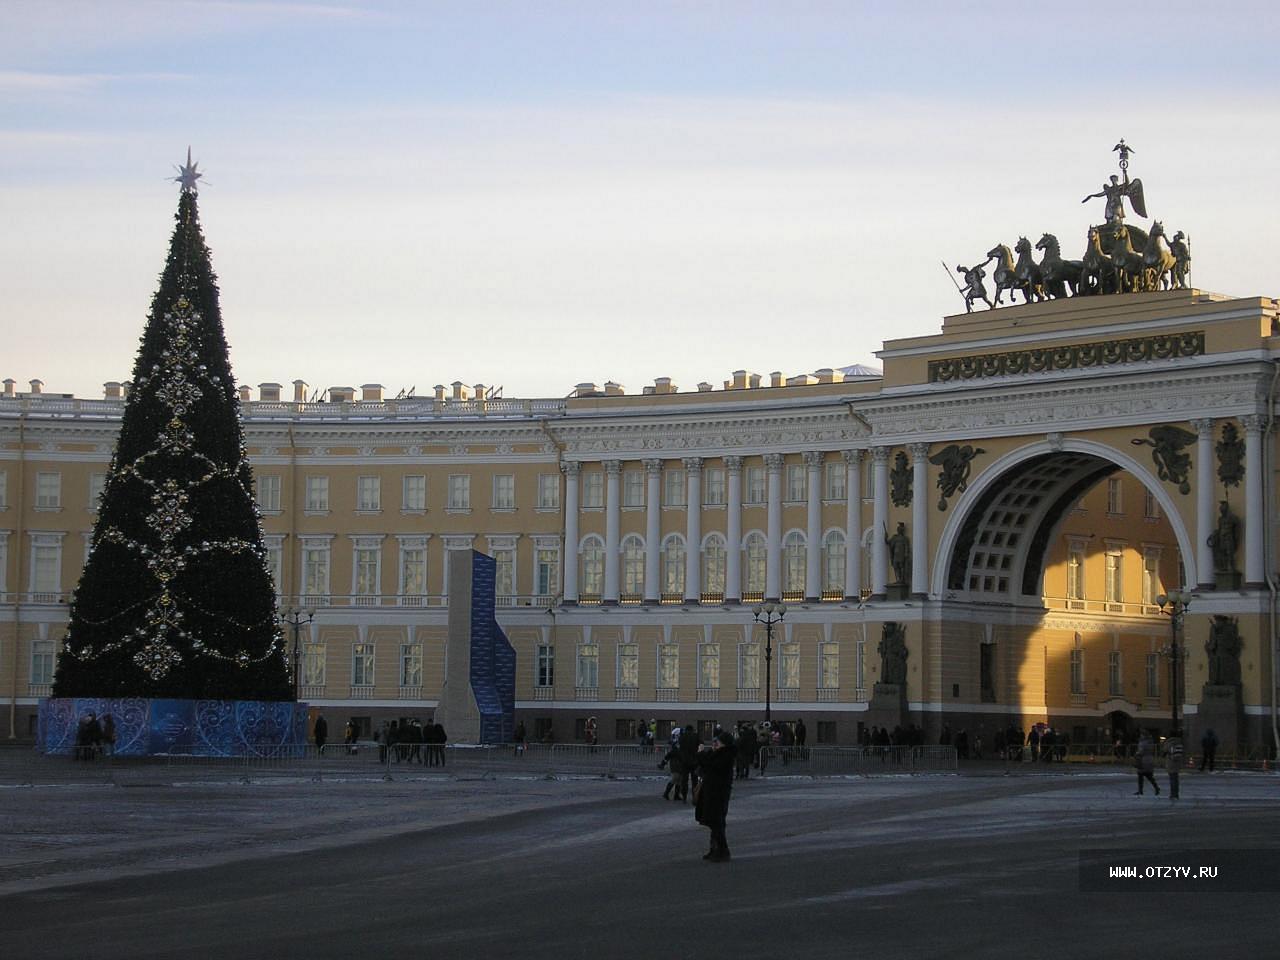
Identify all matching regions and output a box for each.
[950,139,1191,310]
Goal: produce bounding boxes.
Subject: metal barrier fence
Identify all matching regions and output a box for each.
[753,745,957,775]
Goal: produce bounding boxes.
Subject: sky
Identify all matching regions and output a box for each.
[3,0,1280,402]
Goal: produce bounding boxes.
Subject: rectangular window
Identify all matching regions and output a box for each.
[30,537,62,595]
[305,476,329,511]
[494,548,515,599]
[581,471,604,509]
[698,643,720,689]
[819,641,839,689]
[856,636,866,691]
[745,466,766,504]
[256,474,281,512]
[35,472,61,509]
[31,639,55,685]
[88,473,107,512]
[980,642,996,702]
[302,638,326,686]
[536,643,555,687]
[492,475,515,510]
[535,547,559,598]
[663,469,685,507]
[739,642,760,689]
[576,642,599,688]
[1105,548,1123,603]
[354,545,380,598]
[1067,542,1086,600]
[1145,652,1159,698]
[1108,650,1122,696]
[264,538,283,593]
[357,476,381,512]
[447,475,471,510]
[537,474,560,509]
[302,542,330,599]
[617,642,639,689]
[1070,645,1084,695]
[779,642,800,689]
[657,643,679,689]
[1142,549,1161,605]
[1144,490,1160,520]
[703,468,726,506]
[1107,478,1123,515]
[817,721,837,745]
[401,475,426,512]
[786,464,805,502]
[825,462,846,500]
[352,643,376,687]
[401,643,423,687]
[623,470,644,507]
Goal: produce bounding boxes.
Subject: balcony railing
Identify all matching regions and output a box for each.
[696,687,719,702]
[533,686,554,701]
[575,686,599,701]
[614,687,638,701]
[1045,596,1164,618]
[299,684,326,699]
[655,687,679,702]
[816,687,840,702]
[737,687,760,702]
[349,684,376,699]
[28,683,52,698]
[775,688,799,702]
[399,685,423,699]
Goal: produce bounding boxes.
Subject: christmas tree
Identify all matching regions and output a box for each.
[53,152,292,701]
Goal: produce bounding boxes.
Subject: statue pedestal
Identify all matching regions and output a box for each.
[1214,572,1241,591]
[886,583,909,602]
[866,682,907,732]
[1195,684,1243,751]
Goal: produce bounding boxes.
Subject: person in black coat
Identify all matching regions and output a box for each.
[313,714,328,755]
[695,730,737,862]
[676,724,701,801]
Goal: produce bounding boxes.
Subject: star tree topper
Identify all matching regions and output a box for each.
[171,146,203,193]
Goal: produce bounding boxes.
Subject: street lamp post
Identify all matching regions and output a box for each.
[281,605,316,699]
[1156,590,1191,735]
[751,601,787,723]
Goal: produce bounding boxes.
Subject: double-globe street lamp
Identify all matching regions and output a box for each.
[1155,589,1192,735]
[751,601,787,723]
[280,605,316,699]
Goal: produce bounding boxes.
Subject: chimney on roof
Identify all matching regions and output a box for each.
[329,386,354,402]
[451,381,470,401]
[3,379,15,398]
[103,381,122,399]
[238,385,252,403]
[361,383,383,402]
[259,382,282,402]
[434,384,446,402]
[653,377,676,395]
[574,382,598,397]
[293,380,308,403]
[28,379,43,395]
[604,381,624,396]
[697,382,713,392]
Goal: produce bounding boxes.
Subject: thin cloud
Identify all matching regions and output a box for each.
[0,71,193,94]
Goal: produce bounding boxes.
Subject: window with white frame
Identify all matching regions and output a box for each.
[621,535,645,596]
[786,464,805,502]
[492,544,516,599]
[617,641,639,689]
[1070,635,1084,695]
[1067,541,1086,600]
[855,635,866,691]
[823,530,845,594]
[576,641,599,688]
[663,469,686,507]
[398,537,428,599]
[623,470,644,507]
[662,536,686,596]
[301,636,326,686]
[447,475,471,510]
[702,535,726,596]
[401,642,423,687]
[819,641,839,689]
[1106,477,1123,515]
[352,538,382,599]
[88,473,107,512]
[535,544,560,599]
[703,468,726,506]
[536,642,555,687]
[697,643,720,689]
[351,642,376,687]
[824,462,846,500]
[492,474,515,510]
[783,531,806,594]
[1146,652,1159,698]
[1108,649,1122,696]
[305,476,329,512]
[739,642,760,689]
[301,539,331,600]
[580,536,605,597]
[263,536,284,594]
[1142,547,1161,605]
[779,641,800,689]
[357,476,381,512]
[256,474,281,513]
[1104,546,1123,603]
[402,475,427,512]
[745,466,766,504]
[29,533,63,597]
[743,532,766,595]
[31,638,55,685]
[35,472,61,509]
[1144,489,1160,520]
[657,643,679,689]
[537,474,560,509]
[581,471,604,509]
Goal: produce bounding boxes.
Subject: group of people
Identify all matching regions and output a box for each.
[374,718,449,765]
[73,711,116,760]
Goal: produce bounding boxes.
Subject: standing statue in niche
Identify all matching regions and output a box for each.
[884,522,911,587]
[1207,500,1240,585]
[890,451,912,508]
[1205,615,1243,686]
[878,622,909,687]
[1216,422,1244,489]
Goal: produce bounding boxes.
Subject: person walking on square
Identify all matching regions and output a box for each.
[695,730,737,862]
[433,721,448,766]
[1200,728,1218,772]
[1134,731,1159,795]
[313,713,328,755]
[1165,729,1184,800]
[795,717,808,760]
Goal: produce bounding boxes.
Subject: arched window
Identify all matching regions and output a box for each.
[783,530,806,595]
[621,535,645,598]
[579,535,604,599]
[822,529,846,596]
[702,534,726,598]
[661,535,686,599]
[742,531,766,597]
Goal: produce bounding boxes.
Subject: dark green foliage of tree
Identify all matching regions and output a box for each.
[53,188,292,700]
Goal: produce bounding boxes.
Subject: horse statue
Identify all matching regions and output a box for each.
[1079,227,1112,295]
[986,243,1026,306]
[1106,222,1147,293]
[1142,221,1177,291]
[1035,233,1082,298]
[1013,237,1046,303]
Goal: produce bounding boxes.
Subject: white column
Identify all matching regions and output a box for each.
[910,442,929,598]
[1244,415,1265,587]
[871,447,890,599]
[765,453,785,601]
[644,458,662,603]
[684,457,703,602]
[725,456,743,603]
[562,461,580,604]
[1193,418,1214,588]
[804,451,823,601]
[603,459,621,603]
[843,450,863,600]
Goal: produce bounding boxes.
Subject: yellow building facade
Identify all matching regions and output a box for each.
[2,289,1277,751]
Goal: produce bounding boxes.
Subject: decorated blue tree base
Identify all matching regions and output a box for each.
[38,698,308,757]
